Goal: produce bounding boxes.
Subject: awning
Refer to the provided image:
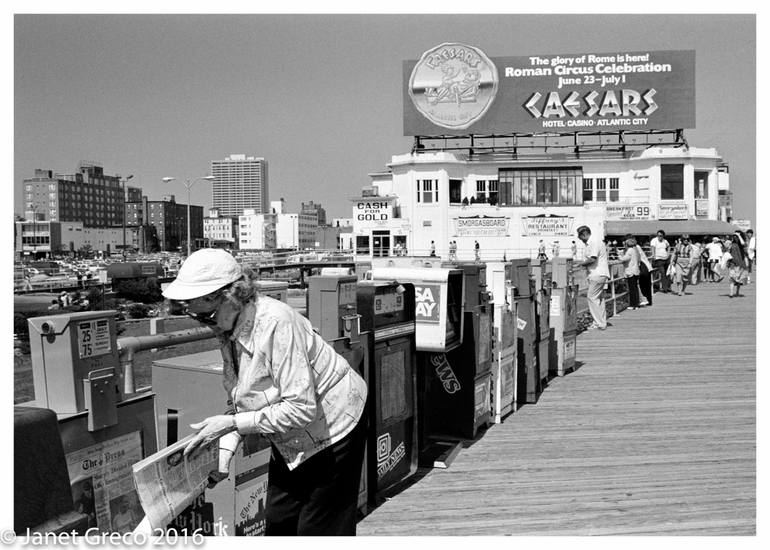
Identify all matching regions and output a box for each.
[605,219,739,237]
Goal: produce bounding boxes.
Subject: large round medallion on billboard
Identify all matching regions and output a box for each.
[408,43,498,130]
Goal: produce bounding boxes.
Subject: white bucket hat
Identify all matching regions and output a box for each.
[162,249,242,301]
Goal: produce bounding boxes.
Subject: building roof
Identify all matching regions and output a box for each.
[605,219,739,237]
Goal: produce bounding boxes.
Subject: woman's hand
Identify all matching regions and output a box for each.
[183,415,237,457]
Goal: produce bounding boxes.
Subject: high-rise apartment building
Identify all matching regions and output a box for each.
[211,154,269,217]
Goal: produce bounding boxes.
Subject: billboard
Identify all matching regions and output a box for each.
[404,44,695,135]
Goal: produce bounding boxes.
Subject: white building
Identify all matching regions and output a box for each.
[203,208,238,248]
[351,145,735,260]
[238,209,276,250]
[270,199,317,249]
[211,154,269,217]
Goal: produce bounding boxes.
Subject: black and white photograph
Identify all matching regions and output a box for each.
[5,5,761,543]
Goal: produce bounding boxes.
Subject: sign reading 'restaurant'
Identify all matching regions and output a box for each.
[404,44,695,135]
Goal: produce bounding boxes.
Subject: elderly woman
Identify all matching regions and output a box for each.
[162,249,367,536]
[618,236,641,310]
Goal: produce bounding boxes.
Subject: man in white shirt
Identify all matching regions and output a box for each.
[706,236,724,282]
[577,225,610,330]
[650,230,671,293]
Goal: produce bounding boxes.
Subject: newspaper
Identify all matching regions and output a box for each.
[66,430,144,533]
[131,435,218,530]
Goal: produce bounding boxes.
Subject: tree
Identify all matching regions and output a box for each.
[77,244,94,259]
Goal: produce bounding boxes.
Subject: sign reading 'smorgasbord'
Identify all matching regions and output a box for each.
[404,45,695,135]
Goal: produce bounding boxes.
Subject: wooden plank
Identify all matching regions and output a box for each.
[357,280,756,535]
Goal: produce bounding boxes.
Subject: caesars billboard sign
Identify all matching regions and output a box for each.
[404,43,695,134]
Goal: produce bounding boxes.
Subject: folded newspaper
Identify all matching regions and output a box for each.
[132,435,218,530]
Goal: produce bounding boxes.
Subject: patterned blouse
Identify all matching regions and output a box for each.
[221,296,367,470]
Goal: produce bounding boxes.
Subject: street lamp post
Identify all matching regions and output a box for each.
[118,174,134,260]
[30,204,38,259]
[162,176,215,257]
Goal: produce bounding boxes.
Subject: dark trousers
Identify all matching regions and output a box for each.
[652,259,670,292]
[638,269,653,305]
[265,415,367,536]
[626,275,640,308]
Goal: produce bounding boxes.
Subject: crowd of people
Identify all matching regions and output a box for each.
[578,226,755,331]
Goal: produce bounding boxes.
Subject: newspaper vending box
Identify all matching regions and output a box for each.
[485,261,518,423]
[306,273,358,341]
[530,259,552,387]
[427,262,493,439]
[368,267,465,466]
[549,257,578,376]
[254,280,289,302]
[25,311,157,534]
[152,350,271,536]
[356,281,418,501]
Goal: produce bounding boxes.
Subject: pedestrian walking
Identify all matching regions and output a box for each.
[636,240,654,306]
[618,236,641,309]
[165,249,368,536]
[668,252,686,296]
[537,240,547,260]
[722,234,749,297]
[552,241,560,258]
[650,230,671,293]
[687,236,702,285]
[474,240,480,262]
[570,241,578,259]
[576,226,610,330]
[430,241,436,257]
[448,240,457,261]
[746,229,756,283]
[706,236,724,282]
[700,237,712,282]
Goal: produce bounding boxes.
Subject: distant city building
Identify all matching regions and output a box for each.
[22,163,124,227]
[315,225,352,250]
[126,185,143,202]
[15,219,139,257]
[204,208,239,249]
[125,195,203,252]
[238,209,276,250]
[211,154,269,217]
[301,201,327,226]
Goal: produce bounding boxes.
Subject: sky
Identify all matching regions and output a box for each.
[13,13,757,225]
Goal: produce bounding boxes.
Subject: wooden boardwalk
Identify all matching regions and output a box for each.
[357,279,756,535]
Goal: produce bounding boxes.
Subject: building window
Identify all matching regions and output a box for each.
[449,179,462,203]
[416,179,438,203]
[694,170,709,199]
[475,180,499,203]
[661,164,684,200]
[609,178,619,202]
[499,168,583,206]
[595,178,607,202]
[356,235,370,255]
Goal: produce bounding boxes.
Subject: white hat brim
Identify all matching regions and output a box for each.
[162,279,230,301]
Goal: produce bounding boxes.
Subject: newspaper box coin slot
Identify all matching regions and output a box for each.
[356,281,418,500]
[306,274,359,341]
[27,311,122,414]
